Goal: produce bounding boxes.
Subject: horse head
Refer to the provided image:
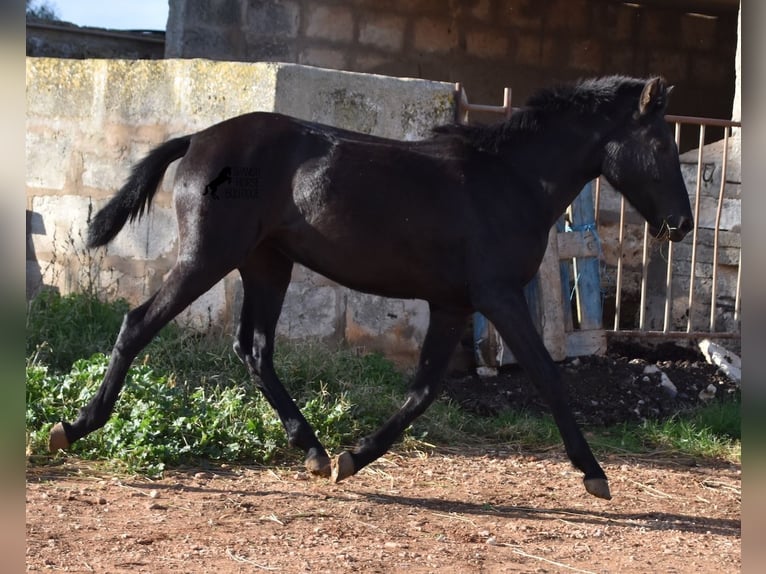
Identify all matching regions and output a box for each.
[601,77,693,242]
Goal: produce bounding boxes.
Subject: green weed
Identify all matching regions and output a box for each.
[26,292,741,476]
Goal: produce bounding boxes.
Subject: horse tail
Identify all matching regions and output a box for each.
[87,135,192,248]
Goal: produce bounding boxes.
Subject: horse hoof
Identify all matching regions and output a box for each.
[330,451,355,483]
[305,452,332,478]
[584,478,612,500]
[48,422,70,452]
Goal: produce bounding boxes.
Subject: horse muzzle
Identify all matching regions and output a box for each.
[650,215,693,242]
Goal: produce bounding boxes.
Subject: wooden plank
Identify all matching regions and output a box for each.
[569,183,603,331]
[498,227,567,365]
[538,226,568,361]
[556,217,574,333]
[557,231,600,259]
[566,329,607,357]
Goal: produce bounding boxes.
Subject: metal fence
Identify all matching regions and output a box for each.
[456,84,741,360]
[604,115,741,341]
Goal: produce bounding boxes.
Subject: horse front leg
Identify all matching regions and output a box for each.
[331,306,467,482]
[236,249,331,477]
[475,287,611,500]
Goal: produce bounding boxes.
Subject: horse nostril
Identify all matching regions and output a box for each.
[678,216,693,235]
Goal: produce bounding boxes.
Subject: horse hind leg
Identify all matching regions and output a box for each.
[331,306,467,482]
[49,260,234,452]
[235,248,331,478]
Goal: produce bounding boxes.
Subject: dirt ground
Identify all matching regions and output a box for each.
[26,342,741,573]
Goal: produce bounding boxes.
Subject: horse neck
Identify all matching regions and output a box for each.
[500,111,612,227]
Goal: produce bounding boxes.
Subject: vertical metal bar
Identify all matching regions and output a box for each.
[503,87,512,119]
[593,177,601,224]
[663,122,682,333]
[709,126,730,332]
[686,124,705,333]
[734,248,741,322]
[638,221,650,330]
[613,196,626,331]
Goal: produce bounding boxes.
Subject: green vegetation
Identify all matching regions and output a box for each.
[26,291,740,477]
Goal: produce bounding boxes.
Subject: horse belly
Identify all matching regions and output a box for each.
[278,213,471,305]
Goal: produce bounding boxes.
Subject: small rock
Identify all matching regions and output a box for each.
[658,372,677,398]
[149,489,160,499]
[699,384,717,401]
[699,339,741,386]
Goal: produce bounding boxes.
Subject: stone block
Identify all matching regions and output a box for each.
[514,31,542,67]
[569,38,602,73]
[26,58,99,121]
[246,0,300,38]
[175,60,279,127]
[358,14,406,52]
[499,0,543,30]
[466,30,508,59]
[103,60,181,126]
[299,47,349,70]
[305,4,355,43]
[273,64,455,140]
[545,0,589,32]
[25,128,72,191]
[175,279,228,331]
[103,204,177,261]
[413,18,458,54]
[344,292,429,362]
[29,195,93,256]
[278,280,341,340]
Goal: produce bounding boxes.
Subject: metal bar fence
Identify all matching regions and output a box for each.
[456,85,742,349]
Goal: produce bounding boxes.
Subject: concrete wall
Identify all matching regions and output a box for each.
[166,0,739,152]
[26,58,455,365]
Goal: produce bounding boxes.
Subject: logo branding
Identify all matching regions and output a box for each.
[203,166,259,200]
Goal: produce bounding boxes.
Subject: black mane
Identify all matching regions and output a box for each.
[433,75,648,152]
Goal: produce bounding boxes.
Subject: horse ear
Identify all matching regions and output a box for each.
[639,77,668,116]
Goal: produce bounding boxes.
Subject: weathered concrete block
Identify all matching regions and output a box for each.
[246,0,300,38]
[30,195,92,256]
[175,59,278,129]
[299,48,349,71]
[25,129,72,191]
[273,64,455,140]
[26,58,99,121]
[358,14,406,52]
[103,60,181,126]
[696,196,740,231]
[104,204,177,261]
[305,4,354,43]
[413,18,458,54]
[345,292,429,363]
[466,30,508,59]
[176,279,228,331]
[278,279,341,340]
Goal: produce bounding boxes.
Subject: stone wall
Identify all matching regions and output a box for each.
[166,0,739,151]
[26,58,455,365]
